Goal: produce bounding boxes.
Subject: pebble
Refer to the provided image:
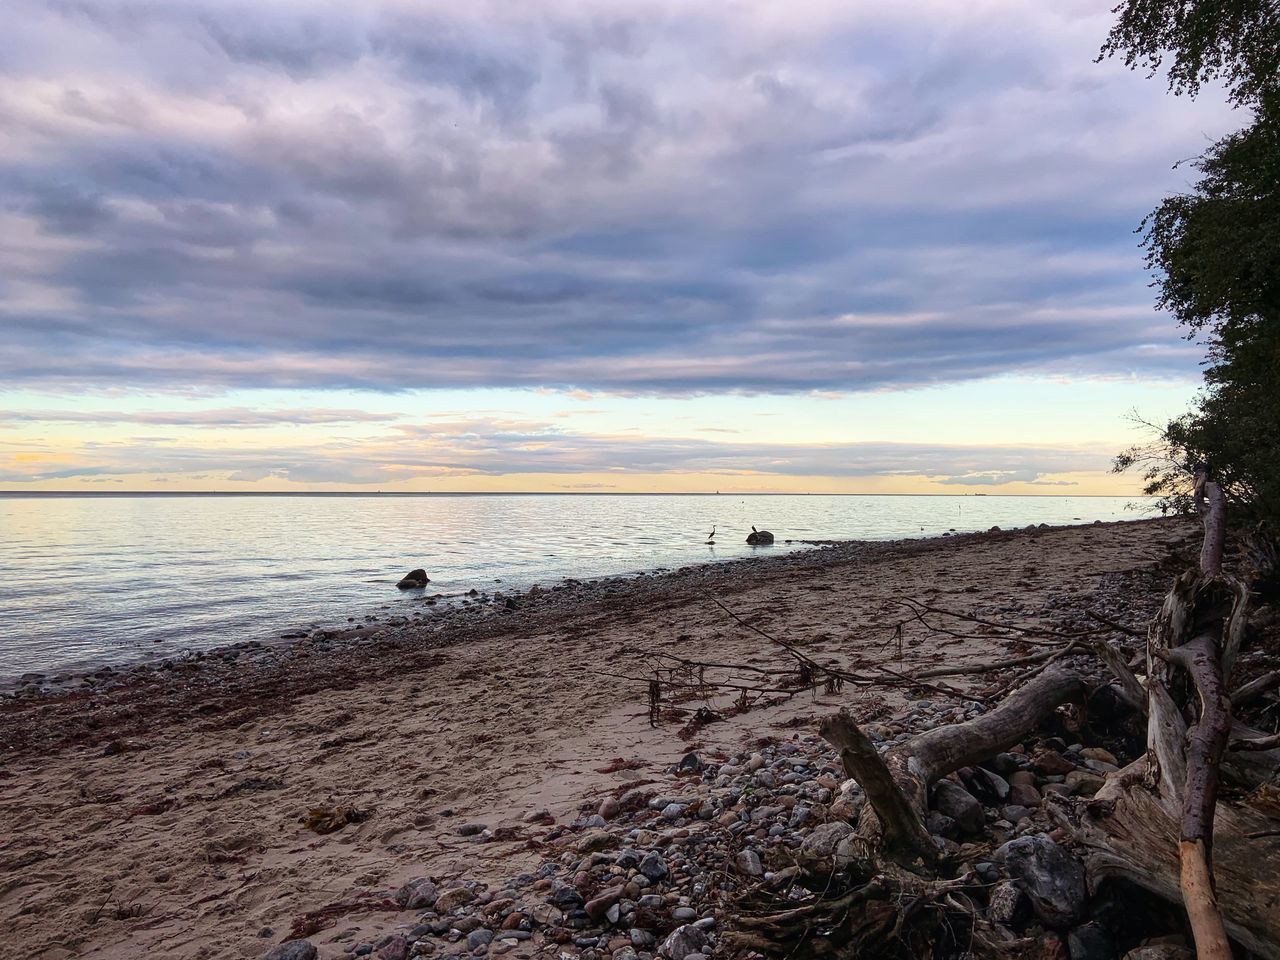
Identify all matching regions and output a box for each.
[328,606,1150,960]
[735,849,763,877]
[262,942,317,960]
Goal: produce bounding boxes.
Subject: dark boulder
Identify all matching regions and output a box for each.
[746,526,775,545]
[997,834,1087,928]
[932,780,985,834]
[396,569,430,589]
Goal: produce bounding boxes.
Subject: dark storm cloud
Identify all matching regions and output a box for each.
[0,0,1234,395]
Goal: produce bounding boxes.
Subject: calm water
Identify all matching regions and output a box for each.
[0,493,1147,678]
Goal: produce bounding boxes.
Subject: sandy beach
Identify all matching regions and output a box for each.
[0,518,1197,959]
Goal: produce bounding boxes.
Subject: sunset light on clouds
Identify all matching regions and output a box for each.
[0,0,1238,492]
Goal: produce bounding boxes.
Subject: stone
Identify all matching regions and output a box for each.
[927,811,958,839]
[466,930,494,950]
[960,766,1010,803]
[932,781,984,834]
[577,830,617,853]
[745,527,775,545]
[396,569,430,589]
[1068,922,1114,960]
[1122,948,1195,960]
[659,923,708,959]
[1065,771,1105,796]
[1001,804,1031,823]
[263,942,318,960]
[677,752,703,773]
[638,852,668,881]
[531,903,563,925]
[987,880,1022,924]
[997,835,1087,928]
[736,849,763,877]
[1031,748,1076,777]
[1009,782,1041,807]
[1040,932,1071,960]
[1079,747,1118,766]
[434,887,478,913]
[584,886,625,921]
[549,886,585,911]
[377,936,410,960]
[630,929,656,948]
[988,753,1024,775]
[799,821,854,869]
[394,877,438,910]
[599,796,621,820]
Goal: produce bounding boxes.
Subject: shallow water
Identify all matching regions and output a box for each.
[0,493,1148,677]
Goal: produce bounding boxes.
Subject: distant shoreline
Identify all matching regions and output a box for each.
[0,490,1154,498]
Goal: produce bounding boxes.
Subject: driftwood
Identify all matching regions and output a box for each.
[725,669,1086,958]
[1074,474,1280,958]
[821,667,1086,869]
[658,483,1279,958]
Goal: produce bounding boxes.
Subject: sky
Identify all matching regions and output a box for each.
[0,0,1241,493]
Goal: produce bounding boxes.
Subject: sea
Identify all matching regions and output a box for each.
[0,493,1151,679]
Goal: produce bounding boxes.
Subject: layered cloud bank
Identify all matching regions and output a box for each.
[0,411,1112,489]
[2,0,1229,393]
[0,1,1225,489]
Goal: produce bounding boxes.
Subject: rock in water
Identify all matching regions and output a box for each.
[997,835,1087,927]
[746,526,775,545]
[262,942,317,960]
[396,569,430,589]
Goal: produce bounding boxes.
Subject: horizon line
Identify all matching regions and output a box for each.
[0,490,1148,498]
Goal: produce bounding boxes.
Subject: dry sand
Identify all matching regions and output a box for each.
[0,518,1195,959]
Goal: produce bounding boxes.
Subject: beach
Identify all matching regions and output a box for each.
[0,517,1195,959]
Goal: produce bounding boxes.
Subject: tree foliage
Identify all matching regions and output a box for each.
[1104,1,1280,529]
[1100,0,1280,107]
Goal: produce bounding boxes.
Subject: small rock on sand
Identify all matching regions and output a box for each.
[660,923,708,959]
[394,877,437,910]
[262,942,317,960]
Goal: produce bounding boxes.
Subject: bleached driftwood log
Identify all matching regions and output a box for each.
[1072,474,1280,959]
[820,667,1086,870]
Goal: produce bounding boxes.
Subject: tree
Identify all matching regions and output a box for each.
[1100,0,1280,108]
[1104,1,1280,529]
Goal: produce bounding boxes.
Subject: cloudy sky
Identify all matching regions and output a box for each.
[0,0,1237,492]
